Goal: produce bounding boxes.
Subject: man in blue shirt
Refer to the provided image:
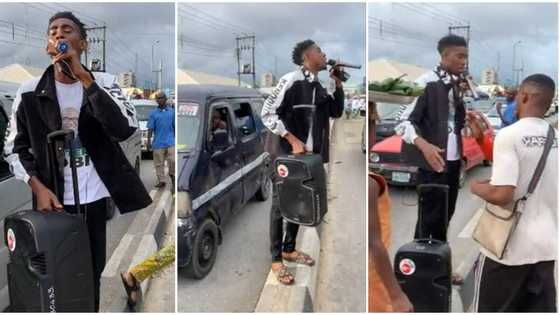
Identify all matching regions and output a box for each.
[148,91,175,189]
[500,89,518,127]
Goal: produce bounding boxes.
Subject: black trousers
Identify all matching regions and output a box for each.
[474,255,556,312]
[414,160,460,242]
[65,197,108,312]
[269,174,299,262]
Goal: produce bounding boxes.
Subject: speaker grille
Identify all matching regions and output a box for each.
[30,253,47,275]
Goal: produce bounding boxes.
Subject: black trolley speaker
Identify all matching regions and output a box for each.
[274,154,327,226]
[394,184,452,312]
[4,130,95,312]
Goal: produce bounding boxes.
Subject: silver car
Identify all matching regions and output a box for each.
[130,99,158,158]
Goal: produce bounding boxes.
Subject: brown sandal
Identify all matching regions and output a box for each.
[272,264,294,285]
[283,251,315,266]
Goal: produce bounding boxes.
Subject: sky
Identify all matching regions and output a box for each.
[0,2,175,91]
[178,2,366,86]
[368,2,558,86]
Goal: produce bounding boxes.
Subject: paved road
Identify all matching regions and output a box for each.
[177,193,272,312]
[315,118,367,312]
[387,165,491,312]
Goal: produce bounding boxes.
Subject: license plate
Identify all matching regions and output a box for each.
[392,172,410,183]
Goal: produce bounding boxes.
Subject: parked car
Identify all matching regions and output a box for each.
[369,110,494,187]
[131,99,158,158]
[176,84,270,279]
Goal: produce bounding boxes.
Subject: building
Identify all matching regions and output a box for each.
[118,71,137,88]
[481,68,498,85]
[261,72,276,87]
[368,58,430,83]
[0,63,44,84]
[177,69,251,87]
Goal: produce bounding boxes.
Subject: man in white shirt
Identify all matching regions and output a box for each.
[470,74,557,312]
[4,12,151,311]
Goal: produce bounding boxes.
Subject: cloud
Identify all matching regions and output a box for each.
[0,2,175,90]
[178,2,366,85]
[369,2,558,84]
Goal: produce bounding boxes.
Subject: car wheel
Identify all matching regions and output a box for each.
[106,198,116,220]
[185,218,219,279]
[255,174,271,201]
[458,162,466,188]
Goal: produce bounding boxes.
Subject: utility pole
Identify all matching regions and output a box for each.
[252,36,256,88]
[157,59,163,91]
[513,41,522,86]
[84,26,107,72]
[496,52,500,84]
[274,56,278,81]
[449,25,471,72]
[134,53,138,77]
[236,35,256,88]
[236,39,240,86]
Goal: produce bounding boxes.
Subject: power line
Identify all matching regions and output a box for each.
[180,4,252,35]
[395,3,454,26]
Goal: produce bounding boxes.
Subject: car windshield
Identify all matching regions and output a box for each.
[469,100,494,112]
[177,102,201,152]
[377,102,407,120]
[486,107,499,117]
[135,105,157,121]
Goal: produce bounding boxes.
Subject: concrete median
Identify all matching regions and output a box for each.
[100,187,174,312]
[255,119,342,312]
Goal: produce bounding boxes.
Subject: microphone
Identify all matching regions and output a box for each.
[327,59,362,69]
[57,42,69,54]
[54,41,77,80]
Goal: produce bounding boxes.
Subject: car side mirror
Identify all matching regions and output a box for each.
[211,129,229,152]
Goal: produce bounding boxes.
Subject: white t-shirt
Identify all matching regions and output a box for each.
[481,117,558,265]
[55,80,110,205]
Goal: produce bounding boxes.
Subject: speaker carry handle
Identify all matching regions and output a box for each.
[47,130,82,217]
[416,183,449,242]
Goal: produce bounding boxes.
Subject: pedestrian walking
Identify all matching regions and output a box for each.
[147,91,175,190]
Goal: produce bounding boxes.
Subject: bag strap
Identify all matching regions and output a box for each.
[522,125,555,200]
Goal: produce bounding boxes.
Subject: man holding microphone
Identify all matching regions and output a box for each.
[261,39,344,284]
[4,12,151,311]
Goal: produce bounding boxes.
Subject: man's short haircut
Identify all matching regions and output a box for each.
[521,74,556,94]
[48,12,87,40]
[292,39,315,66]
[437,34,467,55]
[521,74,556,110]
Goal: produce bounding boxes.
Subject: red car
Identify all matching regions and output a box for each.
[369,110,494,187]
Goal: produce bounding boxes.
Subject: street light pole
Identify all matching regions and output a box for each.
[513,40,522,86]
[152,40,160,91]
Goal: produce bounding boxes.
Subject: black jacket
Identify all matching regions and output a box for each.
[261,68,344,163]
[4,65,151,213]
[402,76,466,171]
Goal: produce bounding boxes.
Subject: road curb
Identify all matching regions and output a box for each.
[255,227,320,312]
[254,120,339,312]
[100,187,174,312]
